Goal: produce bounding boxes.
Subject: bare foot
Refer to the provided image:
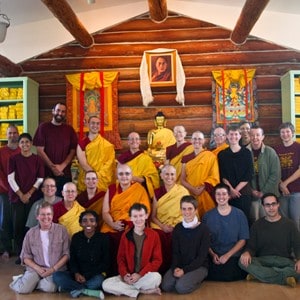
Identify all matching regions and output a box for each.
[140,287,161,295]
[1,251,9,261]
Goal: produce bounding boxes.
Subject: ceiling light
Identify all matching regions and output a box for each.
[0,13,10,43]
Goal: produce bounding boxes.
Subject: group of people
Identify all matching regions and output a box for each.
[0,102,299,297]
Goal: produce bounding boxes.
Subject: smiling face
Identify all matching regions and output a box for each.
[7,126,19,144]
[213,127,226,147]
[80,212,98,236]
[128,132,141,152]
[85,171,98,189]
[191,131,205,150]
[215,187,230,207]
[37,206,53,230]
[117,164,132,188]
[250,128,264,150]
[173,125,186,143]
[62,182,78,203]
[41,178,57,198]
[160,165,176,187]
[227,129,241,146]
[280,127,294,145]
[130,208,148,230]
[181,201,197,223]
[88,116,100,134]
[52,103,66,124]
[19,137,32,154]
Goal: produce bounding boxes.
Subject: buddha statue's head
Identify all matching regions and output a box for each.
[154,111,166,129]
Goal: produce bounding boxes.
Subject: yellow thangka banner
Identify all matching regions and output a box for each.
[212,69,257,125]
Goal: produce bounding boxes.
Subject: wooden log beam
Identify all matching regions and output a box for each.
[231,0,270,45]
[41,0,93,48]
[148,0,168,23]
[0,54,22,76]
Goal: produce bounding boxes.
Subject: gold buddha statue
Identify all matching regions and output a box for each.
[147,112,176,165]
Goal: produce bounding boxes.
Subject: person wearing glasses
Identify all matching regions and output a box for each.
[239,193,300,288]
[26,177,61,228]
[10,201,69,294]
[76,116,115,193]
[181,131,220,219]
[118,132,159,198]
[101,164,151,275]
[211,127,228,156]
[53,182,85,237]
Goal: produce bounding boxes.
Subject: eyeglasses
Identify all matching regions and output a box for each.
[118,172,131,176]
[64,190,76,194]
[263,202,278,208]
[214,134,225,137]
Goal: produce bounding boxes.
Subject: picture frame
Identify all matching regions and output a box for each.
[146,50,176,87]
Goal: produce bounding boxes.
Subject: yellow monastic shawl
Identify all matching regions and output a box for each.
[150,184,189,229]
[101,182,150,233]
[211,143,229,156]
[185,151,220,218]
[169,144,194,183]
[58,201,85,237]
[77,134,116,193]
[126,152,160,198]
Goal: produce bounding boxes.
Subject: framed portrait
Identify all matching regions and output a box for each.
[146,50,176,87]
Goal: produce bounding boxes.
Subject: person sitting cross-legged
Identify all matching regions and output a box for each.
[9,202,69,294]
[53,210,109,299]
[102,203,162,298]
[239,193,300,288]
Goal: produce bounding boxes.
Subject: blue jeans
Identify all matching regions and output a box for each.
[279,193,300,231]
[53,271,105,291]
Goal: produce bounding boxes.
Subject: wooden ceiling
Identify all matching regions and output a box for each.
[0,0,270,77]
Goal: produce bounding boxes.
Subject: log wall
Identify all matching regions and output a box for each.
[20,12,300,149]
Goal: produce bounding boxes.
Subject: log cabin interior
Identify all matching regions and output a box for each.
[0,0,300,299]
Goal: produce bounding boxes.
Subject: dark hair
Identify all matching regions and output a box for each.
[129,203,148,216]
[180,195,198,209]
[250,125,264,135]
[18,132,32,142]
[53,102,66,110]
[214,183,230,195]
[35,201,53,216]
[261,193,279,205]
[79,210,99,224]
[278,122,295,134]
[155,111,165,118]
[239,120,252,128]
[226,124,240,134]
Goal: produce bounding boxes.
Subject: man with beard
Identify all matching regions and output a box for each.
[33,103,78,195]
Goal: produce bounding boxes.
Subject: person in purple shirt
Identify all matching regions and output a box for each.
[7,133,44,262]
[33,102,77,195]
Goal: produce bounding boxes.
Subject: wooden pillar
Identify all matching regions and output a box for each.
[230,0,270,45]
[41,0,94,48]
[148,0,168,23]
